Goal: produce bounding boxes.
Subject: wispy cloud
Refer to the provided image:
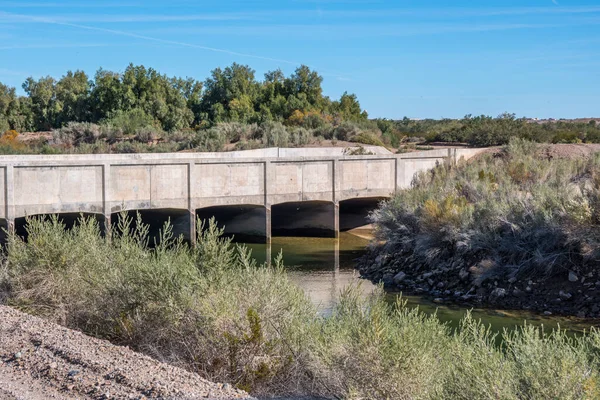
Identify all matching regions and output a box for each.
[0,12,254,23]
[282,5,600,19]
[146,22,575,39]
[0,68,29,77]
[0,11,302,65]
[0,1,141,7]
[0,43,129,50]
[5,5,600,24]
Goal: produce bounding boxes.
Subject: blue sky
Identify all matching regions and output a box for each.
[0,0,599,119]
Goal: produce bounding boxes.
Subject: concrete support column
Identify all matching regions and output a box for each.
[103,214,112,242]
[333,202,340,239]
[189,210,196,245]
[334,237,340,273]
[5,164,14,234]
[102,162,111,242]
[265,206,272,244]
[333,159,341,239]
[188,162,196,247]
[264,160,272,244]
[395,157,405,191]
[266,242,272,267]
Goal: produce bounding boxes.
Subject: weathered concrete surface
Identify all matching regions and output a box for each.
[0,147,481,240]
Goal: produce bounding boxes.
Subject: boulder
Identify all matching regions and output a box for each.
[569,271,578,282]
[393,272,407,285]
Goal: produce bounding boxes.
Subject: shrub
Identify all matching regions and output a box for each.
[312,123,335,140]
[104,108,157,136]
[289,127,312,146]
[4,215,600,399]
[351,131,385,146]
[53,122,102,146]
[209,122,258,143]
[333,121,361,141]
[134,126,160,143]
[259,121,289,147]
[192,127,227,152]
[370,138,600,285]
[0,118,9,133]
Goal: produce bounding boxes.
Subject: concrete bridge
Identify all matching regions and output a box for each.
[0,147,480,242]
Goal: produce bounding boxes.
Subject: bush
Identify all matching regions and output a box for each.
[191,127,227,152]
[289,127,312,146]
[209,122,259,143]
[4,214,600,398]
[312,123,335,140]
[259,121,289,147]
[351,131,385,146]
[134,126,160,143]
[53,122,102,146]
[370,138,600,285]
[333,121,361,141]
[0,118,9,133]
[104,108,157,136]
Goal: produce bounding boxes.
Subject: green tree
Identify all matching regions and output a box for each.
[284,65,323,107]
[200,63,260,124]
[22,76,60,130]
[90,69,126,122]
[55,70,91,125]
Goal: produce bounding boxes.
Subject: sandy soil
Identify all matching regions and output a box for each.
[471,143,600,161]
[0,305,253,400]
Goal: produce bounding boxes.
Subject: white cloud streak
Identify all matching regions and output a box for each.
[0,11,302,65]
[0,1,141,7]
[147,22,571,38]
[0,68,28,77]
[4,5,600,24]
[0,43,128,50]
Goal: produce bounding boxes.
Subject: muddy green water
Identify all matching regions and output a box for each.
[245,232,599,334]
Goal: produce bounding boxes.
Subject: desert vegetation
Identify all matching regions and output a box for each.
[360,139,600,316]
[4,64,598,155]
[375,114,600,147]
[2,214,600,398]
[0,63,391,154]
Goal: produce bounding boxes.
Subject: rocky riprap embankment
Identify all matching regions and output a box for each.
[358,248,600,319]
[0,305,253,400]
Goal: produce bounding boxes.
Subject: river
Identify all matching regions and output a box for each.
[245,232,599,335]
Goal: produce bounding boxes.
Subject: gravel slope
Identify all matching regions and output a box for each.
[0,305,252,400]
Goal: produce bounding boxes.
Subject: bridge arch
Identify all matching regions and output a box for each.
[271,201,336,238]
[109,208,192,245]
[13,212,106,242]
[339,196,389,232]
[196,205,267,243]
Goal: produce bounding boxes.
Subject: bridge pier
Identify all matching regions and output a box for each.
[189,210,196,246]
[334,202,340,239]
[265,206,272,244]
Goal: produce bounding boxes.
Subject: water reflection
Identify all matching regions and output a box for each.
[245,233,600,334]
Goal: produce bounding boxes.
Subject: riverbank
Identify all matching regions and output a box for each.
[358,140,600,318]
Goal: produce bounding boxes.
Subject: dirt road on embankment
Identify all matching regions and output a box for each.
[0,305,252,400]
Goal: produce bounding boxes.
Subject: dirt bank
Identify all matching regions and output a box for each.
[0,305,252,400]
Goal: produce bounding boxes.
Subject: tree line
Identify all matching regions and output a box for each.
[0,63,367,133]
[376,113,600,147]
